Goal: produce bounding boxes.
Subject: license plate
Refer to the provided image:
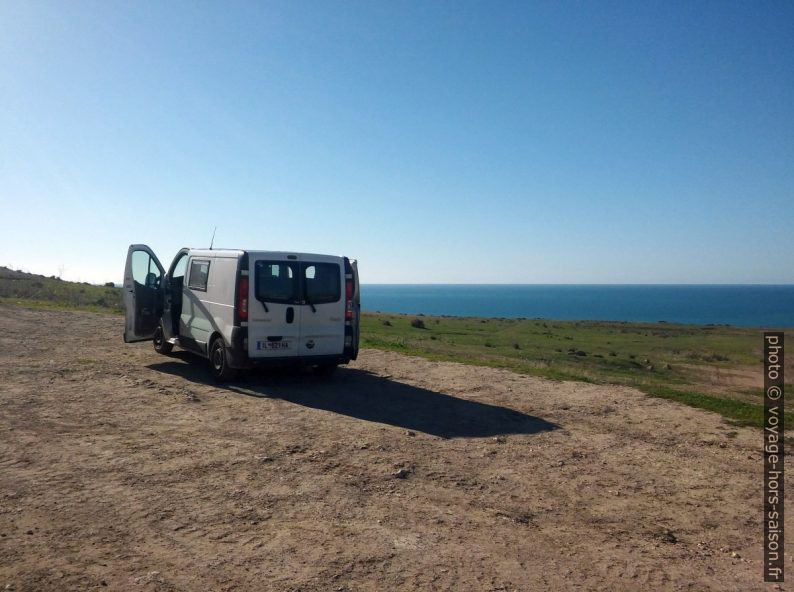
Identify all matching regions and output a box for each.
[257,341,290,350]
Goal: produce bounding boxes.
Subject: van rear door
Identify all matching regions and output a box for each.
[248,255,301,358]
[123,244,165,342]
[299,257,345,357]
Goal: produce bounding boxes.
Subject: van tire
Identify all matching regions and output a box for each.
[153,325,173,355]
[209,337,237,381]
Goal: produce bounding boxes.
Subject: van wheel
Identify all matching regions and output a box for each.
[313,363,337,377]
[209,337,237,381]
[153,325,173,355]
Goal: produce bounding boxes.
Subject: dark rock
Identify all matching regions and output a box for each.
[660,528,677,544]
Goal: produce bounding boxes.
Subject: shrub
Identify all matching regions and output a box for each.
[410,318,425,329]
[382,319,392,326]
[513,343,521,350]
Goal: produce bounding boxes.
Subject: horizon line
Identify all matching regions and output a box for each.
[361,282,794,286]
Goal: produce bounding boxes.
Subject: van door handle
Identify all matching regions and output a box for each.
[286,307,294,324]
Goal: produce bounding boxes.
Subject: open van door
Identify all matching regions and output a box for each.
[351,259,360,358]
[123,244,165,343]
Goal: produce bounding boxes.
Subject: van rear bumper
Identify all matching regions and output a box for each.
[226,327,350,369]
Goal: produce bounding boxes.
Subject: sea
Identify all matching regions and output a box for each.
[360,284,794,328]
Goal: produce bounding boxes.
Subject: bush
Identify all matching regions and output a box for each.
[410,318,425,329]
[382,319,392,326]
[513,343,521,350]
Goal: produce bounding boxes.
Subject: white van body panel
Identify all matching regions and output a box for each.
[181,252,240,352]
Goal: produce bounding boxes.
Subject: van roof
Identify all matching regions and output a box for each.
[186,248,344,260]
[186,248,244,258]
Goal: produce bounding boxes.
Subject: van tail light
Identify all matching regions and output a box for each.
[345,278,353,322]
[237,276,249,321]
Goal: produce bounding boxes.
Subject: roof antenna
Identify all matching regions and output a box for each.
[209,226,217,250]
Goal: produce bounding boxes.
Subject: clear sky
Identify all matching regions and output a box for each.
[1,1,792,284]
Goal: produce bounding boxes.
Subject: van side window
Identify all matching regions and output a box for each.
[254,261,298,304]
[187,260,210,291]
[303,263,340,304]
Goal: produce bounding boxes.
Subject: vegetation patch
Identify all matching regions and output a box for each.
[361,312,792,429]
[0,267,123,314]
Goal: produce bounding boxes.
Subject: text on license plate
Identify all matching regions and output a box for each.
[257,341,290,350]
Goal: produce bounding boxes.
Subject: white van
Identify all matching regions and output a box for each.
[122,245,360,379]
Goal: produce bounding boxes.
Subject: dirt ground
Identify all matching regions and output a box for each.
[0,306,789,591]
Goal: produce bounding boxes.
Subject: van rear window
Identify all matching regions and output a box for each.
[254,261,298,304]
[253,261,341,305]
[304,263,341,304]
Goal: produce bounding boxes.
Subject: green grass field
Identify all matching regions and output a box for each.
[0,267,124,314]
[361,313,792,429]
[2,266,789,429]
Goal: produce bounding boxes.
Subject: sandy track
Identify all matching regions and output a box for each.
[0,306,787,591]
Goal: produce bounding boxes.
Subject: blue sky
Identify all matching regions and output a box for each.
[1,1,792,284]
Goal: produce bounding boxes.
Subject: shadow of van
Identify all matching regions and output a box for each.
[146,355,558,439]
